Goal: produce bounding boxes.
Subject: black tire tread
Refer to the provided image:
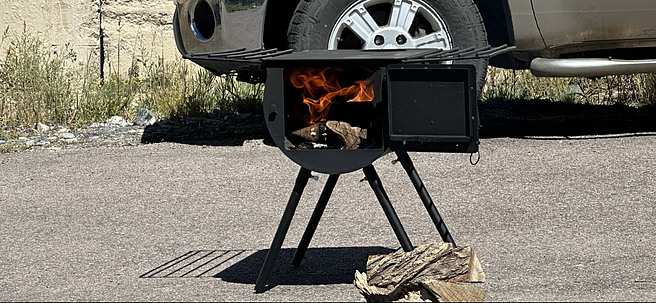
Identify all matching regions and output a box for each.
[286,0,489,95]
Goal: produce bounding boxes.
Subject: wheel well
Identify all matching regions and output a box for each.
[472,0,514,47]
[263,0,302,50]
[472,0,528,69]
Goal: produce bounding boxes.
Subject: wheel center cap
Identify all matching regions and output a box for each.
[364,27,416,50]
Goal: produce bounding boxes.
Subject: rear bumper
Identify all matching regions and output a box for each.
[174,0,266,74]
[531,57,656,77]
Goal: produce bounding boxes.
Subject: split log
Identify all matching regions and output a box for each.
[292,120,368,150]
[354,242,487,303]
[325,120,367,150]
[291,123,327,143]
[421,280,487,303]
[367,242,485,287]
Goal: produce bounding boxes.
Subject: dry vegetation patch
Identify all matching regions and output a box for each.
[1,30,655,135]
[0,30,263,129]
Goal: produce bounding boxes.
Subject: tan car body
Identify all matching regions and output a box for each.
[510,0,656,56]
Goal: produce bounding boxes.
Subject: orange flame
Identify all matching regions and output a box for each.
[290,67,374,125]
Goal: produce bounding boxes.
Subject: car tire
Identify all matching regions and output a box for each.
[287,0,489,96]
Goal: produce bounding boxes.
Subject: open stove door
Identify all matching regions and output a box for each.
[386,64,479,153]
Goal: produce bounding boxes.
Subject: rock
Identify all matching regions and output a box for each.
[133,109,159,126]
[61,133,76,140]
[35,123,50,132]
[243,139,265,148]
[568,84,584,95]
[107,116,132,127]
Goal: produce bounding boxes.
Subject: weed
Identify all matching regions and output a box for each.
[0,141,30,153]
[0,31,77,126]
[0,30,263,128]
[483,67,656,107]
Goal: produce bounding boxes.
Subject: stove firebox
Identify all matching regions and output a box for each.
[284,67,383,151]
[264,52,479,174]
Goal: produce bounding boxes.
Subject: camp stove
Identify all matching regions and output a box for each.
[185,45,514,292]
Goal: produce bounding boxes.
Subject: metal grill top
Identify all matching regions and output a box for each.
[184,45,516,72]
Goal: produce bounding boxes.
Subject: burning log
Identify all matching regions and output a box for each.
[291,123,328,143]
[292,120,368,150]
[354,242,487,302]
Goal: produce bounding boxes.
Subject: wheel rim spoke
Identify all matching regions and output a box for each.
[345,4,381,42]
[330,0,452,50]
[413,32,448,49]
[389,0,419,32]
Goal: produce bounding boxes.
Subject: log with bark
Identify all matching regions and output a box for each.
[292,120,368,150]
[354,242,487,302]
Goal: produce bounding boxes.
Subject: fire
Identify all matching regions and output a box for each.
[289,67,374,125]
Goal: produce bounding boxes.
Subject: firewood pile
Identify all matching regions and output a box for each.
[354,242,487,302]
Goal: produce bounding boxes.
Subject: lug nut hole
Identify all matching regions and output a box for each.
[374,35,385,46]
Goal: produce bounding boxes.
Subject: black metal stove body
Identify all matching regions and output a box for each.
[185,47,514,174]
[262,50,480,174]
[183,45,515,293]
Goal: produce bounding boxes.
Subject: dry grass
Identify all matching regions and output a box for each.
[0,30,263,128]
[483,67,656,107]
[1,30,654,130]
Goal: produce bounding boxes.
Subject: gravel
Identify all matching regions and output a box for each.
[3,100,654,153]
[0,111,269,152]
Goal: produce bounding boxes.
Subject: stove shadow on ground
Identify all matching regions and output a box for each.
[141,247,395,286]
[140,112,273,147]
[139,100,656,147]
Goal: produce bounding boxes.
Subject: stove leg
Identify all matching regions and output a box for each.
[292,174,340,267]
[255,167,312,293]
[363,165,414,252]
[395,151,456,247]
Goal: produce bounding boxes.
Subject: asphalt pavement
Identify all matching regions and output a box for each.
[1,134,655,301]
